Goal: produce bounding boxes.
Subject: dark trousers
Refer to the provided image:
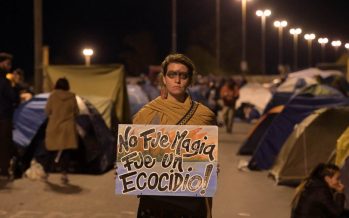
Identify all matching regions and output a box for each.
[0,119,13,176]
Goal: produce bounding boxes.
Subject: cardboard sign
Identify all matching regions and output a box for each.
[115,124,218,197]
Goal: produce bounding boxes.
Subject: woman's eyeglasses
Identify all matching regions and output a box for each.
[166,71,190,80]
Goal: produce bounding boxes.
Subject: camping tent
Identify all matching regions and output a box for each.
[276,77,317,93]
[237,105,284,155]
[336,127,349,167]
[127,84,150,117]
[43,64,130,127]
[287,68,342,79]
[236,83,272,114]
[13,93,115,174]
[270,108,349,184]
[248,85,349,170]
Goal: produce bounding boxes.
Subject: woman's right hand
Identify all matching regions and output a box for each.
[335,181,345,193]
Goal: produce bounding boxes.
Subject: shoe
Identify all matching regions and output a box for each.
[61,174,69,184]
[42,173,49,182]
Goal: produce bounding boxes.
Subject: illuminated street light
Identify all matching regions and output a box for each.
[289,28,302,70]
[256,9,272,74]
[331,40,342,58]
[273,20,288,72]
[317,37,328,62]
[345,43,349,49]
[82,48,94,66]
[304,33,316,67]
[240,0,252,74]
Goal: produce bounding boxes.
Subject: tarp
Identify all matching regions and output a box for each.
[236,83,272,114]
[13,93,115,173]
[271,107,349,185]
[43,64,130,127]
[336,127,349,167]
[248,85,349,170]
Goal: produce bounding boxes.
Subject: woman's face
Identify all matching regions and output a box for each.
[163,62,191,98]
[325,172,341,190]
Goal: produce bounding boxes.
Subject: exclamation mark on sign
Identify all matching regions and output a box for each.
[200,164,213,195]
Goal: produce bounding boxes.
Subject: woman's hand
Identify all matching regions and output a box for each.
[335,181,345,193]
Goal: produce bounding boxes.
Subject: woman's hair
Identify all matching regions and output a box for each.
[161,53,196,77]
[0,52,13,63]
[54,77,70,91]
[291,163,340,208]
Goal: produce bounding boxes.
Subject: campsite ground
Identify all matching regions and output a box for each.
[0,121,294,218]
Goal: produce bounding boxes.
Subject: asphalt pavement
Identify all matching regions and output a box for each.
[0,121,294,218]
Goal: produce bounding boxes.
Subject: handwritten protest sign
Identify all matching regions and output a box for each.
[115,124,218,197]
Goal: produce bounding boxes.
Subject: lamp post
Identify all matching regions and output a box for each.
[240,0,250,74]
[256,9,271,74]
[82,48,94,66]
[289,28,302,70]
[304,33,316,67]
[172,0,177,53]
[331,40,342,59]
[216,0,220,72]
[273,20,288,72]
[317,37,328,62]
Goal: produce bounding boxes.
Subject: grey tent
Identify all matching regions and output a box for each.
[270,107,349,185]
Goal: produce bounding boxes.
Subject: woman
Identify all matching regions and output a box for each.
[291,163,346,218]
[133,54,216,217]
[45,77,79,184]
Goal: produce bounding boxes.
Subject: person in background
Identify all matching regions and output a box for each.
[220,78,239,133]
[44,77,79,184]
[133,53,216,218]
[291,163,347,218]
[10,68,33,102]
[0,52,18,179]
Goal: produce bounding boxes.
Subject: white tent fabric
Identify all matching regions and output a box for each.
[288,68,342,79]
[276,77,317,93]
[236,83,272,114]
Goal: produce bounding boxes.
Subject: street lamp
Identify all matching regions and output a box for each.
[256,9,272,74]
[289,28,302,70]
[82,48,94,66]
[304,33,316,67]
[331,40,342,58]
[345,43,349,50]
[317,37,328,62]
[240,0,251,74]
[273,20,288,72]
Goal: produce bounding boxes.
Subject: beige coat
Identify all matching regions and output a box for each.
[45,90,79,151]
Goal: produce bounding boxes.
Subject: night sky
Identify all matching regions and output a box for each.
[1,0,349,83]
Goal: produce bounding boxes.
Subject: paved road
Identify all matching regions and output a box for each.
[0,122,294,218]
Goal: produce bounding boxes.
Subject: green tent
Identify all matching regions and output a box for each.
[270,107,349,185]
[43,65,131,127]
[336,127,349,167]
